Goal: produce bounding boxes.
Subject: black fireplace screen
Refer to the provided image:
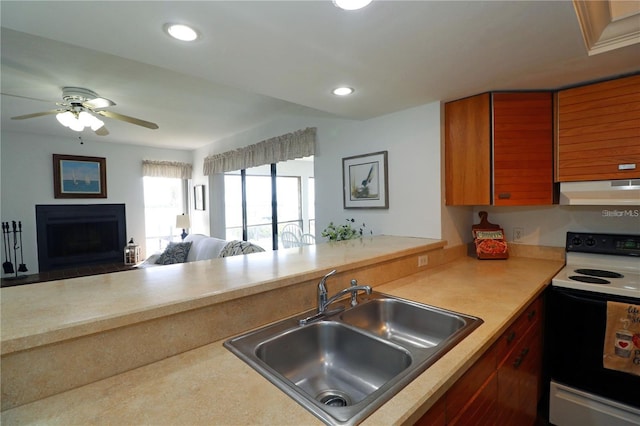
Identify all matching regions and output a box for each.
[36,204,126,271]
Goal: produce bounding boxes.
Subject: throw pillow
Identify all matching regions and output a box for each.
[219,240,265,257]
[155,242,192,265]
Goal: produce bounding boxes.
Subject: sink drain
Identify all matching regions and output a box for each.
[317,390,352,407]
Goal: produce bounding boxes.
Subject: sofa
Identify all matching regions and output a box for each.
[139,234,265,267]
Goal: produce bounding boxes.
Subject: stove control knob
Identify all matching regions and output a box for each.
[586,237,596,247]
[571,237,582,246]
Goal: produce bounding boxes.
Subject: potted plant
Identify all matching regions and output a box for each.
[321,218,370,241]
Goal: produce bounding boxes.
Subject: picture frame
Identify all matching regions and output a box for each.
[342,150,389,209]
[194,184,206,211]
[53,154,107,199]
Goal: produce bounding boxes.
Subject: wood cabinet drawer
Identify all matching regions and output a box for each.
[495,297,542,363]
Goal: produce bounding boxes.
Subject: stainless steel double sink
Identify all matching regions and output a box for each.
[224,291,482,425]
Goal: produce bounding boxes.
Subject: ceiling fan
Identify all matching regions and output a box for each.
[9,87,159,136]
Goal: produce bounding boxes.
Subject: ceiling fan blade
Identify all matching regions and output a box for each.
[95,125,109,136]
[1,92,53,103]
[96,110,159,129]
[83,97,115,110]
[11,110,62,120]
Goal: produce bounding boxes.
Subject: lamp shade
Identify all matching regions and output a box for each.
[176,214,191,229]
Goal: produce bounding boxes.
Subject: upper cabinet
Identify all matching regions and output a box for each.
[445,92,554,206]
[556,74,640,182]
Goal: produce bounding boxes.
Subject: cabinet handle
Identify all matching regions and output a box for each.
[528,310,536,320]
[513,348,530,368]
[507,331,516,343]
[498,193,511,199]
[619,163,636,170]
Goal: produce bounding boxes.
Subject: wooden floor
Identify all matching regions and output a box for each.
[1,263,135,287]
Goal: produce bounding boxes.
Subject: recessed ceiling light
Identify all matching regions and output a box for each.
[333,0,373,11]
[165,24,199,42]
[332,87,355,96]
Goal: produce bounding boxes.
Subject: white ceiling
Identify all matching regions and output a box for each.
[2,1,639,150]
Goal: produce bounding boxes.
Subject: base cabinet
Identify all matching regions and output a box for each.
[417,296,543,426]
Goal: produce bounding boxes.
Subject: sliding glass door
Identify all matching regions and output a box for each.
[224,159,311,250]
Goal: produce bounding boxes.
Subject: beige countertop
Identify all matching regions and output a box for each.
[1,235,442,355]
[1,249,564,425]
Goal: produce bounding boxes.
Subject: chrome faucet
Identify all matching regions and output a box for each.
[299,270,372,326]
[317,270,371,314]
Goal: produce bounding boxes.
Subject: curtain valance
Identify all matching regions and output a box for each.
[142,160,193,179]
[203,127,316,175]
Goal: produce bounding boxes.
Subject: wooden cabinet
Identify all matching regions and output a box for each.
[556,74,640,182]
[445,345,498,426]
[445,92,554,206]
[418,296,543,426]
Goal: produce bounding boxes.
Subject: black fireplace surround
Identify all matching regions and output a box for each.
[36,204,126,272]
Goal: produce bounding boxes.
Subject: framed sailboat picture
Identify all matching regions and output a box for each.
[53,154,107,198]
[342,151,388,209]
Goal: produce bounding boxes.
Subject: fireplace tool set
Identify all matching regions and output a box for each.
[2,221,28,278]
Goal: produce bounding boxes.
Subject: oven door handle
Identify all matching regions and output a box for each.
[553,287,607,306]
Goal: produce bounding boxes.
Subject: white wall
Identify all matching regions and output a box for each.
[1,130,192,273]
[194,101,444,242]
[473,205,640,247]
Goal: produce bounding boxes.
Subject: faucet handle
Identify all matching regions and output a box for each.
[350,279,358,287]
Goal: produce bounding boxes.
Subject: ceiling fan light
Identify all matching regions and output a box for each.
[68,119,85,132]
[78,111,94,126]
[56,111,75,127]
[77,111,104,131]
[90,117,105,131]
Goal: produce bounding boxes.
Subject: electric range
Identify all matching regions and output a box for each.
[551,231,640,299]
[548,231,640,426]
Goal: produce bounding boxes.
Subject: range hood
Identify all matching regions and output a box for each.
[559,180,640,205]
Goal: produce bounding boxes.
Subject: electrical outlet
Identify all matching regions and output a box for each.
[513,227,524,243]
[418,255,429,267]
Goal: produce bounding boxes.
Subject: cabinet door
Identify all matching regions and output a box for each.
[445,93,491,206]
[448,374,498,426]
[557,74,640,181]
[445,344,497,424]
[496,320,542,426]
[415,395,446,426]
[493,93,554,205]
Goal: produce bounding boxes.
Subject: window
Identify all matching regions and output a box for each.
[224,159,310,250]
[308,177,315,235]
[143,177,187,252]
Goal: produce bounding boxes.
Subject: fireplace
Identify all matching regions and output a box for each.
[36,204,126,272]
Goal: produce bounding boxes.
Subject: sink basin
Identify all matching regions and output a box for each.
[256,321,411,406]
[340,298,468,349]
[224,291,482,425]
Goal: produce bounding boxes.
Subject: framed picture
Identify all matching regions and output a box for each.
[53,154,107,198]
[194,184,206,210]
[342,150,389,209]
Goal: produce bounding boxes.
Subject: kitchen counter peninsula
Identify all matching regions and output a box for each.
[1,236,564,424]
